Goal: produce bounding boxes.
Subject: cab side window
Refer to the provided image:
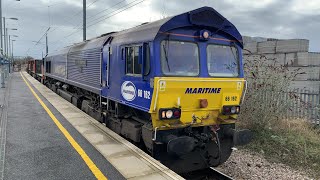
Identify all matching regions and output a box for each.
[144,44,150,76]
[126,46,141,75]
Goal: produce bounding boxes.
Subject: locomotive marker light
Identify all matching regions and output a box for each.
[173,110,181,118]
[161,111,166,119]
[199,29,211,41]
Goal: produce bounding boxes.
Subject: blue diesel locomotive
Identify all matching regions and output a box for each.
[43,7,252,173]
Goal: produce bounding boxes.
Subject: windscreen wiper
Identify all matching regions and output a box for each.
[229,45,238,74]
[162,44,171,72]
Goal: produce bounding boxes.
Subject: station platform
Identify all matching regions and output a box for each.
[0,72,183,180]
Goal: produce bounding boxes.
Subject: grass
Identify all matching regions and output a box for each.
[240,119,320,178]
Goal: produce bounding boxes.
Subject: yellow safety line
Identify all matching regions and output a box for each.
[20,72,107,180]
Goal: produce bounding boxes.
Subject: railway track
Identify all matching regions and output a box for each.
[181,167,233,180]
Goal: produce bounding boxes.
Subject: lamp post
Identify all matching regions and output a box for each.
[0,0,20,50]
[0,0,20,86]
[3,17,5,55]
[11,39,15,71]
[83,0,86,41]
[0,1,2,55]
[8,35,17,73]
[2,17,18,57]
[8,35,10,58]
[4,27,17,58]
[11,39,15,59]
[7,34,17,58]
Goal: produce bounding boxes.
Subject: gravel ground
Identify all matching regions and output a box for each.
[216,149,313,180]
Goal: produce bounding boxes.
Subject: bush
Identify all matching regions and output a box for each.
[238,52,306,130]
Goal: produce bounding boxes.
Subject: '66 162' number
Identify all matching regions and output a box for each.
[225,96,237,101]
[138,89,150,99]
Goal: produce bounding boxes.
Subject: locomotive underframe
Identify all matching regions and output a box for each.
[42,76,236,173]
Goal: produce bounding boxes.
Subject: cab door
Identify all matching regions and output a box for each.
[105,46,111,88]
[101,37,113,93]
[119,43,152,112]
[101,42,153,112]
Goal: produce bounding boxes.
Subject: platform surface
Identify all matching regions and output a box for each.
[0,72,183,180]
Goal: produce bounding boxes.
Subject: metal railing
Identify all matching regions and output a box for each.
[287,89,320,125]
[260,88,320,125]
[254,88,320,125]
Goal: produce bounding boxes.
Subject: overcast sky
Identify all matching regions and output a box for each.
[2,0,320,58]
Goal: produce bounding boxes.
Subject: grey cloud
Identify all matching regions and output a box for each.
[3,0,320,58]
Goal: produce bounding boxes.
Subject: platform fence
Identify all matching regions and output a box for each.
[258,88,320,125]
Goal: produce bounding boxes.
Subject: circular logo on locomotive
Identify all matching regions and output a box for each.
[121,81,136,101]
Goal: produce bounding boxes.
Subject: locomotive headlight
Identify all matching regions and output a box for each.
[159,108,181,120]
[203,31,209,39]
[166,110,173,118]
[199,29,211,41]
[231,106,236,114]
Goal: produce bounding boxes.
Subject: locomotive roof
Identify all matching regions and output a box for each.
[112,6,243,46]
[49,6,243,56]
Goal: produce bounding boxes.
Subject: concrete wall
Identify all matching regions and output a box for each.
[243,36,320,92]
[308,53,320,66]
[243,38,309,55]
[276,39,309,53]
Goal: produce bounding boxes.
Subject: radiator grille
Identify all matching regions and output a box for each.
[190,9,225,27]
[67,48,101,89]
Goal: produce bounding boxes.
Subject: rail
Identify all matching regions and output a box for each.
[180,167,233,180]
